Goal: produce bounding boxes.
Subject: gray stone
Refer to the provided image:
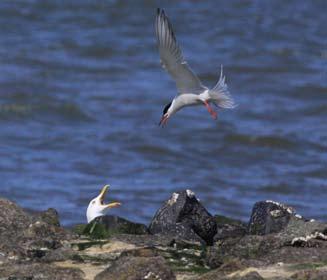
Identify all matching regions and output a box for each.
[92,215,149,235]
[38,208,61,227]
[290,269,327,280]
[230,271,264,280]
[214,215,247,241]
[0,263,84,280]
[248,200,295,235]
[0,197,73,261]
[206,217,327,269]
[196,259,246,279]
[0,198,32,243]
[41,246,76,262]
[95,256,176,280]
[278,217,327,246]
[149,190,217,245]
[112,233,176,247]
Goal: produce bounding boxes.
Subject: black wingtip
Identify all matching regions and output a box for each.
[157,8,166,17]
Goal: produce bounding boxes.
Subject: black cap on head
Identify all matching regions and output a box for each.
[163,102,172,115]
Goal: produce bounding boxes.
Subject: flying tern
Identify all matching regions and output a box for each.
[155,8,236,126]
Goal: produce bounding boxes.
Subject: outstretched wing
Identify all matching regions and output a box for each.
[155,9,206,95]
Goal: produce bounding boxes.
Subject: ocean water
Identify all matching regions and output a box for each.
[0,1,326,226]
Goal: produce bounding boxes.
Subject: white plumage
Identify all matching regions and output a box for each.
[86,185,121,223]
[156,9,236,126]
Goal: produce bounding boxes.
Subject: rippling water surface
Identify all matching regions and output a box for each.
[0,1,326,225]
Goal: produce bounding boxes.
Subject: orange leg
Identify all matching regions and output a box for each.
[204,101,217,120]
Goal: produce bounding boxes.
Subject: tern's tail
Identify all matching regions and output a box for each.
[209,65,236,109]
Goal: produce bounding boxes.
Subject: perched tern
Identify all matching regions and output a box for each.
[155,9,236,126]
[86,185,121,223]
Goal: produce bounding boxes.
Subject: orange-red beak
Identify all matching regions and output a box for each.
[159,114,169,127]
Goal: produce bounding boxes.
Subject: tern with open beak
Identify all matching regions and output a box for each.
[156,8,236,126]
[86,185,121,223]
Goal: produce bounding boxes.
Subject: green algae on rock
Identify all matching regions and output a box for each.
[73,215,149,239]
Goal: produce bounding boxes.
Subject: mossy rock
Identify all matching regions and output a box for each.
[214,215,245,227]
[161,246,209,274]
[73,215,149,239]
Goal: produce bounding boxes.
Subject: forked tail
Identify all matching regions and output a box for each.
[209,65,236,109]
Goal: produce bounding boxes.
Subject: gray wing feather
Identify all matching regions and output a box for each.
[155,9,205,95]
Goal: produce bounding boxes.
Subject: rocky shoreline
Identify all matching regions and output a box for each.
[0,190,327,280]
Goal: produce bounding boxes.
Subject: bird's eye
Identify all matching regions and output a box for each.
[92,201,95,204]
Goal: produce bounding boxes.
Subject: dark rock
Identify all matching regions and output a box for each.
[206,234,285,269]
[76,215,149,239]
[0,197,73,261]
[41,246,76,262]
[197,267,263,280]
[0,263,84,280]
[216,259,246,275]
[112,233,176,247]
[95,256,176,280]
[206,217,327,269]
[111,233,204,256]
[196,259,246,279]
[0,198,32,243]
[230,271,264,280]
[120,247,159,258]
[25,220,68,241]
[278,218,327,247]
[214,215,247,241]
[290,269,327,280]
[94,215,149,234]
[248,200,295,235]
[38,208,61,227]
[149,190,217,245]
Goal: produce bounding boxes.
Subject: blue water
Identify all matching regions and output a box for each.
[0,1,326,226]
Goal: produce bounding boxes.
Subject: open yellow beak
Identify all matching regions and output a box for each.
[98,184,121,209]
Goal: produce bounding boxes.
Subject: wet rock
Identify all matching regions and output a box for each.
[149,190,217,245]
[0,263,84,279]
[248,200,295,235]
[95,256,176,280]
[214,215,247,241]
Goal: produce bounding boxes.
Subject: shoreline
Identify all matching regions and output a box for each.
[0,190,326,279]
